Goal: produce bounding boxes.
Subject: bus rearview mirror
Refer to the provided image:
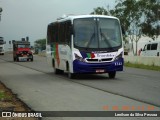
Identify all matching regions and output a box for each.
[121,27,125,36]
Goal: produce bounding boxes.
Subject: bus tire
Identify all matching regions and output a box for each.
[54,68,64,74]
[157,52,159,56]
[108,71,116,79]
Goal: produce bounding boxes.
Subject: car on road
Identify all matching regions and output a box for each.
[13,40,33,62]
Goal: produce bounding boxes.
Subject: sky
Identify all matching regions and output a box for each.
[0,0,116,49]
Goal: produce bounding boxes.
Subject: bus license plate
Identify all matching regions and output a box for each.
[96,69,105,73]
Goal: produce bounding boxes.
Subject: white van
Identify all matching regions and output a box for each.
[141,41,160,56]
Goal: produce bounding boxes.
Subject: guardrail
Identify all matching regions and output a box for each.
[124,56,160,67]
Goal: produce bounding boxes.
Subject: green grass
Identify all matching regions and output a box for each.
[124,62,160,71]
[0,91,5,99]
[0,90,12,101]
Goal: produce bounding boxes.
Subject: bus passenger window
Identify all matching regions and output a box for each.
[151,43,157,50]
[147,44,151,50]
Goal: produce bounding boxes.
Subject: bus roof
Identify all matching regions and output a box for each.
[50,14,119,24]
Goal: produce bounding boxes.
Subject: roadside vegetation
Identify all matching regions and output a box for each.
[0,90,12,102]
[0,82,28,111]
[0,82,38,120]
[125,62,160,71]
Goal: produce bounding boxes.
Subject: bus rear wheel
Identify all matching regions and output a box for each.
[54,68,64,74]
[108,71,116,79]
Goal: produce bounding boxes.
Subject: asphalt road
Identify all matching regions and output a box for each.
[0,53,160,120]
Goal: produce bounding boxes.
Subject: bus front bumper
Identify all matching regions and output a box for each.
[73,58,123,73]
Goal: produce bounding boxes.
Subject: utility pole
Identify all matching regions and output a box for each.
[158,0,160,36]
[0,7,2,21]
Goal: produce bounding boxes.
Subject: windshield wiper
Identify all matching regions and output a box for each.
[86,28,96,48]
[99,28,112,48]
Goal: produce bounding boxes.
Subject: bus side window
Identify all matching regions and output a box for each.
[66,21,72,47]
[147,44,151,50]
[151,43,158,50]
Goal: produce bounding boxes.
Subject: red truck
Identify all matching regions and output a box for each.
[13,40,33,62]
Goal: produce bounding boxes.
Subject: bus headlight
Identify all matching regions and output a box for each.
[74,53,85,62]
[115,52,123,61]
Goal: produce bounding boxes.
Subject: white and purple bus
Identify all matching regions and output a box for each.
[46,15,124,79]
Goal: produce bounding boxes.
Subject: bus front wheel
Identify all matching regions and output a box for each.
[108,71,116,79]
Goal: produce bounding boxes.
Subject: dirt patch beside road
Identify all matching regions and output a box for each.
[0,81,38,120]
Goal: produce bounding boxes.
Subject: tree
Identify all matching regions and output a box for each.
[111,0,142,55]
[90,7,108,15]
[113,0,160,37]
[111,0,160,55]
[138,0,160,38]
[34,39,46,52]
[90,1,160,55]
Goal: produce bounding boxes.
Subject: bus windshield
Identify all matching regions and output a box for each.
[74,18,122,50]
